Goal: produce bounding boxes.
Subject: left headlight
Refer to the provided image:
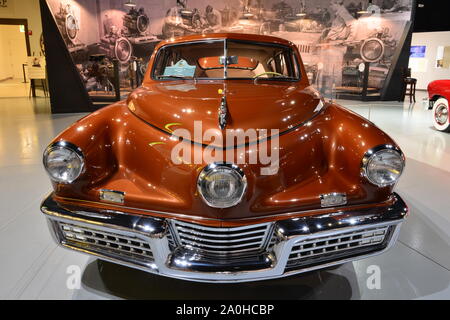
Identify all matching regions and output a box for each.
[362,145,405,187]
[43,141,84,183]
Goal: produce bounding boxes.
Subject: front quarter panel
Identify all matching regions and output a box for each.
[46,98,403,222]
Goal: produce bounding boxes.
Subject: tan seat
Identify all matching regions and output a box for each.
[204,69,256,78]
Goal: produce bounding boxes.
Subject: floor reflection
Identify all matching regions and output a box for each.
[80,260,358,300]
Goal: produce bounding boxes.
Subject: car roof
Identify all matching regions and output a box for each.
[155,33,296,50]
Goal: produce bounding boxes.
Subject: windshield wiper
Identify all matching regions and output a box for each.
[157,75,193,80]
[253,73,297,82]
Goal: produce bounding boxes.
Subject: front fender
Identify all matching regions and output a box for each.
[47,101,403,221]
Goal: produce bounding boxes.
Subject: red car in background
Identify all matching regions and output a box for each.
[429,80,450,132]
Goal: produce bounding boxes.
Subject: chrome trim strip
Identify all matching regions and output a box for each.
[167,247,276,272]
[52,193,398,223]
[41,194,167,239]
[41,192,407,283]
[169,219,274,257]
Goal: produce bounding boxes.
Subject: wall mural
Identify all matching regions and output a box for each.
[45,0,413,99]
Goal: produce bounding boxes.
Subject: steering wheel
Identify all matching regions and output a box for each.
[254,71,285,79]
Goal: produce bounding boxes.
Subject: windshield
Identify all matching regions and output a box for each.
[152,39,300,80]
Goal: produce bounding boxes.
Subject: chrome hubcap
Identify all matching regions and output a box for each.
[435,104,449,126]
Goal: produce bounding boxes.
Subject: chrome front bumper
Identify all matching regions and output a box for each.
[41,193,407,283]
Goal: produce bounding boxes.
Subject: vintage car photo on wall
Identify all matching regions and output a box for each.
[41,33,407,282]
[45,0,413,100]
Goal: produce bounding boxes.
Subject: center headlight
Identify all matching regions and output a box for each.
[197,163,247,208]
[362,145,405,187]
[43,141,84,183]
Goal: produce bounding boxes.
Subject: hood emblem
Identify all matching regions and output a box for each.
[218,96,228,130]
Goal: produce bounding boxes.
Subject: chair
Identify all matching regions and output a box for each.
[403,77,417,103]
[29,79,49,98]
[400,68,416,103]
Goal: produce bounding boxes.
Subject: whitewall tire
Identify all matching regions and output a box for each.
[433,98,450,132]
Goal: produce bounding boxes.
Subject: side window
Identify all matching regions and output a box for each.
[268,53,289,76]
[268,57,276,73]
[279,55,286,75]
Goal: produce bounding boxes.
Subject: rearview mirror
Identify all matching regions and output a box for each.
[198,56,258,70]
[219,56,239,65]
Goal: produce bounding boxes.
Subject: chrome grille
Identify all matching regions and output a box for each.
[58,222,154,263]
[170,220,273,257]
[286,225,391,269]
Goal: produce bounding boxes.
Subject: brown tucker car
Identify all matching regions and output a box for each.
[41,33,407,282]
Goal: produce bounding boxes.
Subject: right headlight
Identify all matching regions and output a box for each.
[43,141,84,184]
[361,145,405,187]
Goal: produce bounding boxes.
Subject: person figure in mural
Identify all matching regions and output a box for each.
[106,25,120,41]
[239,0,264,20]
[381,0,410,12]
[128,6,139,18]
[77,64,97,92]
[220,5,234,27]
[310,6,331,27]
[162,0,197,38]
[317,45,346,98]
[272,0,294,20]
[191,8,204,30]
[103,14,117,38]
[240,0,252,14]
[346,2,363,18]
[204,5,222,33]
[322,0,356,42]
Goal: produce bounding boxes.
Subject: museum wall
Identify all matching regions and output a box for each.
[0,0,44,56]
[0,27,8,80]
[42,0,415,111]
[410,31,450,90]
[0,25,29,80]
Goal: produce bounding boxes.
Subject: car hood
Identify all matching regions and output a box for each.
[130,80,322,147]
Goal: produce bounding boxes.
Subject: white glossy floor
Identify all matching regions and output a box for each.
[1,92,450,299]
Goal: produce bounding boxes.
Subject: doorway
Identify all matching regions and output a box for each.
[0,18,31,97]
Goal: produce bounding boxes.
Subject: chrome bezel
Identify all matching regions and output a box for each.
[361,144,405,187]
[99,189,125,204]
[320,192,347,208]
[197,162,247,208]
[43,141,85,184]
